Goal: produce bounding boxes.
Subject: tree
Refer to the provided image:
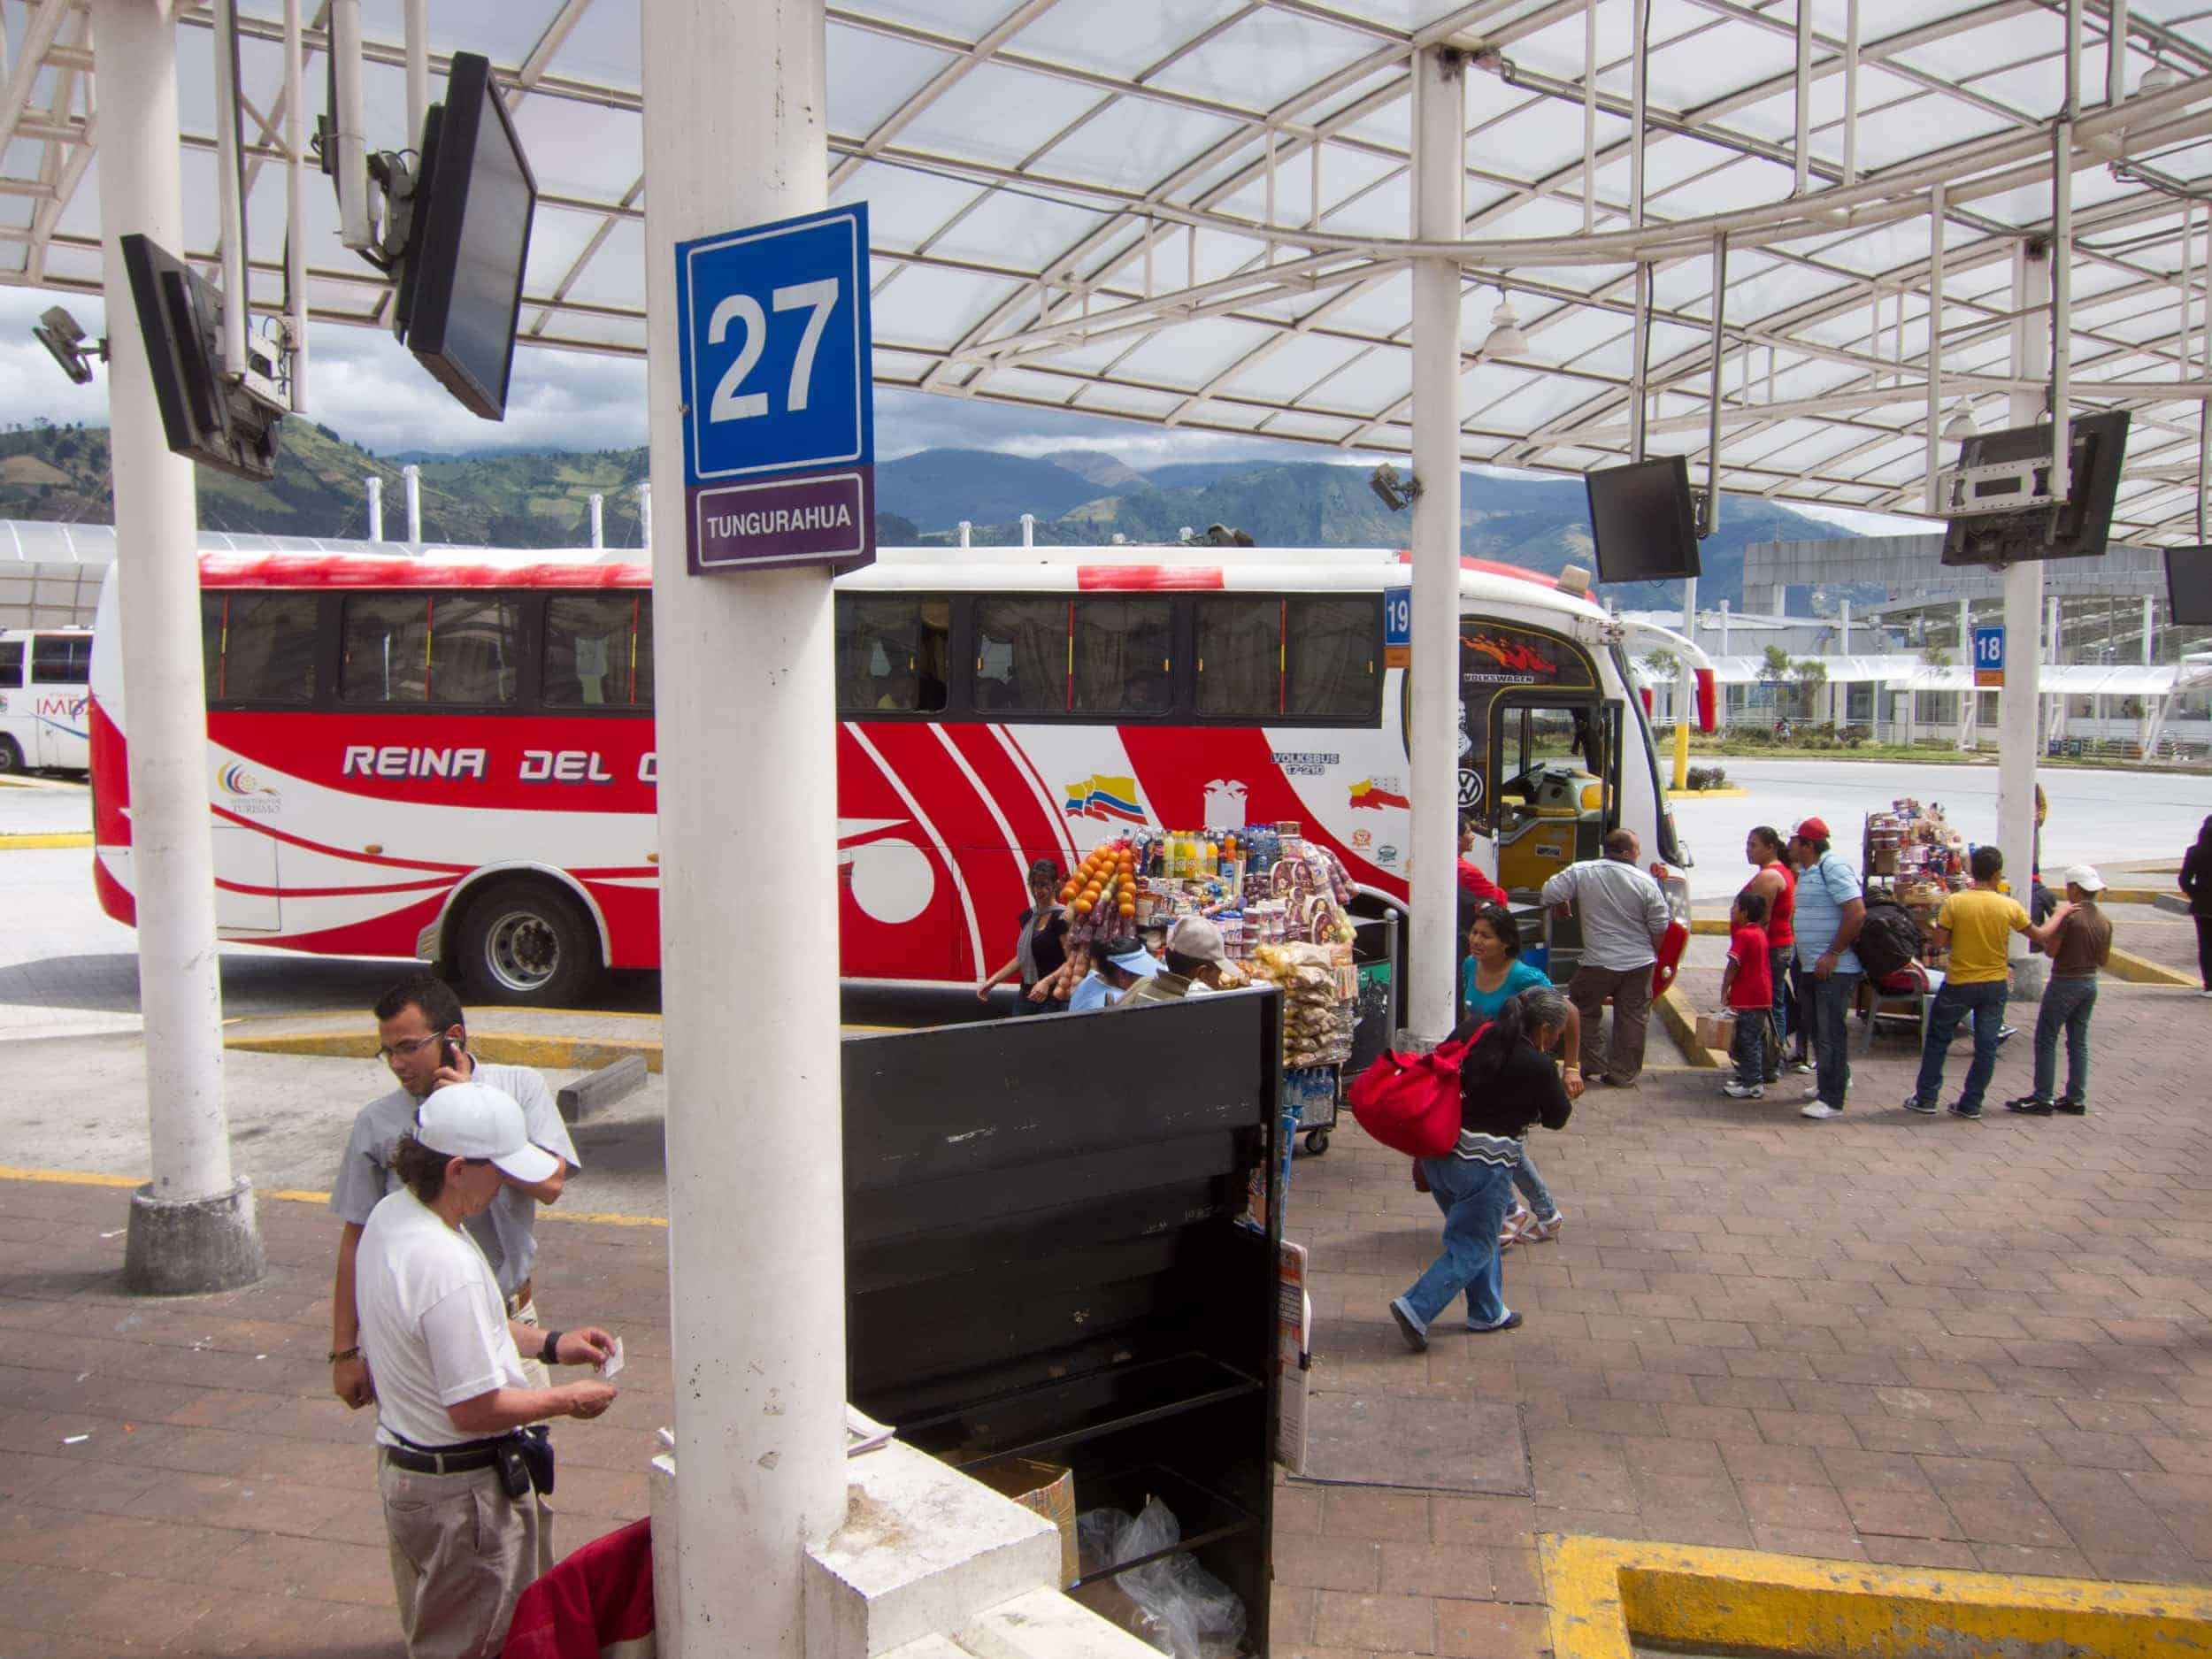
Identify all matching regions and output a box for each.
[1639,647,1679,681]
[1760,643,1792,681]
[1789,657,1830,722]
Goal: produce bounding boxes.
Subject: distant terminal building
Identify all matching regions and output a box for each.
[1631,534,2212,760]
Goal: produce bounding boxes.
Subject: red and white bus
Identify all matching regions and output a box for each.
[89,545,1701,1003]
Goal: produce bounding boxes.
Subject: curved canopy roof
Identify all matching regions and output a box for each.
[7,1,2212,541]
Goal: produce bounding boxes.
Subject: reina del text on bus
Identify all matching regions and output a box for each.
[341,743,660,784]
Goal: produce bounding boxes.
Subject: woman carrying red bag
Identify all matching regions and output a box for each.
[1389,985,1574,1351]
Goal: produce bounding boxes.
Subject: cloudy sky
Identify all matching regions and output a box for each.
[0,283,1929,535]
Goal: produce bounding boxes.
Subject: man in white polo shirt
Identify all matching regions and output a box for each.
[330,975,579,1409]
[1543,827,1671,1086]
[357,1081,618,1659]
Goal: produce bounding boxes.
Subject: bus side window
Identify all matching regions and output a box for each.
[203,593,319,704]
[545,595,654,710]
[972,597,1066,714]
[30,634,90,686]
[1072,598,1173,715]
[835,595,948,714]
[1194,597,1281,717]
[341,592,520,705]
[1285,596,1378,720]
[0,639,25,688]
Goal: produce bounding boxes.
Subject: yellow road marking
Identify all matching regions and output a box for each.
[0,1166,669,1227]
[0,832,92,849]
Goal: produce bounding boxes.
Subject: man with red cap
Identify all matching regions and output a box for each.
[1786,818,1865,1120]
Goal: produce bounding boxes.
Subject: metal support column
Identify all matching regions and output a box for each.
[1408,44,1465,1043]
[641,0,848,1653]
[2004,241,2051,932]
[96,0,264,1294]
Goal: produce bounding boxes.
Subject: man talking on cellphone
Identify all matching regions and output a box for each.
[328,975,580,1409]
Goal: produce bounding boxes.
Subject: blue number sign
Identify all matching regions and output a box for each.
[1384,585,1410,668]
[1972,625,2004,687]
[675,204,874,573]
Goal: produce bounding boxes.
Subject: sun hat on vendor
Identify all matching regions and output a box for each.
[1105,941,1164,979]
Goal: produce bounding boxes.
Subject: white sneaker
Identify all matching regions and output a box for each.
[2200,989,2212,1000]
[1801,1100,1844,1119]
[1721,1080,1764,1099]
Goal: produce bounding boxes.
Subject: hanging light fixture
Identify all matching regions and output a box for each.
[2138,58,2182,98]
[1942,401,1979,442]
[1482,290,1530,358]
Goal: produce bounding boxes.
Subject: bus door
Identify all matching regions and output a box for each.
[1486,697,1617,894]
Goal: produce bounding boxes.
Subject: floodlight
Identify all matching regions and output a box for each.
[2139,59,2183,98]
[1370,462,1422,511]
[1941,402,1979,442]
[31,306,100,386]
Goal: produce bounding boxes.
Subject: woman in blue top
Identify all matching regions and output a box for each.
[1460,903,1584,1242]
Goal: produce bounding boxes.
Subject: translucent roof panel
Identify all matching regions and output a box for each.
[9,0,2212,541]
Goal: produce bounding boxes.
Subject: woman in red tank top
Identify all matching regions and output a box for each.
[1744,828,1799,1076]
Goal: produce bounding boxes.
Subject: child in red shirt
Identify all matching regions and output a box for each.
[1719,890,1774,1099]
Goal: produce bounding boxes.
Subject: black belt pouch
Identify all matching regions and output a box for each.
[517,1425,556,1497]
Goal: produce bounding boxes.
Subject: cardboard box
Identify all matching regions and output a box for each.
[1277,1239,1311,1475]
[968,1456,1078,1588]
[1695,1013,1736,1052]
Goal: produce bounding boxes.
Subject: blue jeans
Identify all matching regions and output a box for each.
[1914,978,2008,1112]
[1730,1007,1772,1087]
[1402,1155,1517,1331]
[2032,976,2098,1102]
[1806,968,1860,1106]
[1768,946,1793,1058]
[1512,1153,1558,1222]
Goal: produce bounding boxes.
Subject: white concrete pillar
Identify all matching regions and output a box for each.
[96,0,262,1293]
[1407,44,1465,1043]
[403,463,422,542]
[590,493,605,549]
[1999,245,2047,894]
[2143,594,2155,665]
[1839,599,1851,656]
[1717,600,1731,653]
[957,519,972,548]
[1020,512,1035,548]
[365,474,384,541]
[638,480,653,549]
[640,1,847,1655]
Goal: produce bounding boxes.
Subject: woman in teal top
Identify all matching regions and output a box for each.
[1459,903,1583,1241]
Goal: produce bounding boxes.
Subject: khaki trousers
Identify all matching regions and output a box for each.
[379,1453,553,1659]
[1569,962,1655,1083]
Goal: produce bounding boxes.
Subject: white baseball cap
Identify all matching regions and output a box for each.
[415,1082,559,1184]
[1167,915,1231,967]
[2060,864,2106,893]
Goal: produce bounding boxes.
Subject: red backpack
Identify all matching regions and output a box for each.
[1345,1024,1486,1158]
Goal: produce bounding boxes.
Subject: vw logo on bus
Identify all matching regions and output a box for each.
[1457,768,1484,811]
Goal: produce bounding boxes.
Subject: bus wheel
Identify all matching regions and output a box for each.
[456,879,600,1006]
[0,736,21,774]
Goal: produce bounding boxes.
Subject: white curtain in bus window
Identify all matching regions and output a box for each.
[1194,597,1282,717]
[341,593,520,704]
[1286,597,1377,718]
[544,594,653,708]
[974,597,1067,713]
[835,595,949,712]
[201,593,319,703]
[1072,598,1172,715]
[29,634,91,685]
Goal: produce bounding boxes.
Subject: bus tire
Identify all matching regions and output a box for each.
[0,735,20,774]
[455,879,602,1007]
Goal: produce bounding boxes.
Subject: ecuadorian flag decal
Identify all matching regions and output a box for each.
[1063,773,1145,824]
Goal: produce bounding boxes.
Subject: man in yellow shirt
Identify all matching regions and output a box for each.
[1906,845,2069,1119]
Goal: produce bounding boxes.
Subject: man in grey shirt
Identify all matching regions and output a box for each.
[328,974,579,1409]
[1542,827,1671,1086]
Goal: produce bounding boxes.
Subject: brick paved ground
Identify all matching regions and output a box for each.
[4,943,2210,1655]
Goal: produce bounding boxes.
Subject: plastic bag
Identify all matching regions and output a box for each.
[1078,1496,1247,1659]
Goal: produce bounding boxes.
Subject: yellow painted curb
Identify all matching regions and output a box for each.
[1689,917,1730,936]
[2105,945,2197,988]
[1542,1532,2212,1659]
[1668,785,1750,797]
[0,1166,669,1228]
[223,1027,667,1073]
[0,832,91,849]
[2100,886,2166,905]
[1655,983,1728,1069]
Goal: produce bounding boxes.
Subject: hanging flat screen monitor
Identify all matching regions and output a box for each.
[393,51,536,421]
[1585,456,1701,584]
[118,233,281,481]
[1940,411,2130,567]
[2167,544,2212,626]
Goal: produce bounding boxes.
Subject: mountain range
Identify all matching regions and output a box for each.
[0,420,1856,608]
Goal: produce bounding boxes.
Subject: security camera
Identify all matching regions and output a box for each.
[32,306,102,386]
[1371,462,1423,511]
